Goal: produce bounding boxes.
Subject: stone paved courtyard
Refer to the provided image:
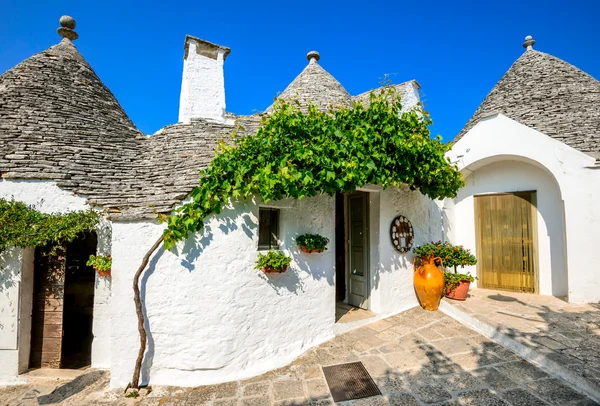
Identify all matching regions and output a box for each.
[444,289,600,398]
[1,306,598,405]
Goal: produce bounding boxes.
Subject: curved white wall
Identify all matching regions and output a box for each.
[109,186,440,388]
[110,195,337,388]
[452,160,567,296]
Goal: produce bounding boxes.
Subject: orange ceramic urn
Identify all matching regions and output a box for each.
[413,256,444,311]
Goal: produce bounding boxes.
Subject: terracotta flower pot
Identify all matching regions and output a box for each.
[445,280,471,301]
[262,265,287,274]
[94,267,111,278]
[413,256,444,311]
[300,246,324,254]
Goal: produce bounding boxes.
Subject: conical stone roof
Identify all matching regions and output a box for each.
[268,52,352,112]
[456,48,600,157]
[0,35,147,208]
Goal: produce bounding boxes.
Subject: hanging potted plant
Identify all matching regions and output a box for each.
[436,242,477,300]
[255,251,292,274]
[413,243,445,311]
[296,234,329,253]
[87,254,112,277]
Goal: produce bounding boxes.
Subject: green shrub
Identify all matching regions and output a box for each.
[255,251,292,272]
[87,255,112,272]
[445,272,476,291]
[296,234,329,252]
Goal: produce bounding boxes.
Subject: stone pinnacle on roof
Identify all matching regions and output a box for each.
[307,51,320,64]
[523,35,535,51]
[57,15,78,41]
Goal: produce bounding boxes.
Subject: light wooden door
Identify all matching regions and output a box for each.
[347,192,369,308]
[30,244,66,368]
[475,192,538,293]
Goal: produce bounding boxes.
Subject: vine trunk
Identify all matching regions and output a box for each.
[131,235,164,389]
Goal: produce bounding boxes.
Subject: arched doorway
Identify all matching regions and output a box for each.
[453,157,567,297]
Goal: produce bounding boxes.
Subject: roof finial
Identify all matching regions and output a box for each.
[307,51,320,64]
[57,16,78,41]
[523,35,535,51]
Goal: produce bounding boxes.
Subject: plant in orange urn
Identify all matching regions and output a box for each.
[412,243,445,310]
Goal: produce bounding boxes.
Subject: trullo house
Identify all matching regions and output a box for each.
[0,17,598,388]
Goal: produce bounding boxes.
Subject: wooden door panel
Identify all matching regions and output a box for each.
[475,193,537,293]
[347,193,369,308]
[30,245,66,369]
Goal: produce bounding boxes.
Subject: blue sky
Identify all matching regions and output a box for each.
[1,0,598,140]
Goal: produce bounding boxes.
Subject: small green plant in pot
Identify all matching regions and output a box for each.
[296,234,329,253]
[433,241,477,300]
[255,251,292,273]
[87,254,112,277]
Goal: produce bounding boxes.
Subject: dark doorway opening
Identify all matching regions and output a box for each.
[61,232,97,369]
[335,192,346,302]
[30,232,97,369]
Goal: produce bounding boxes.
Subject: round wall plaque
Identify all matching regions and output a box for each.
[390,215,414,253]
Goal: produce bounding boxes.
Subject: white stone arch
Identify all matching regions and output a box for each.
[453,154,568,297]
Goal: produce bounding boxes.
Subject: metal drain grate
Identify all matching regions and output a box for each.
[322,361,382,402]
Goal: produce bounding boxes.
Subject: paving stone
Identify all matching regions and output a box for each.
[213,399,238,406]
[449,350,501,370]
[374,375,407,394]
[241,396,272,406]
[386,392,420,406]
[273,381,304,401]
[457,389,509,406]
[337,395,387,405]
[411,384,452,404]
[376,330,401,341]
[526,378,587,405]
[400,369,438,387]
[242,381,270,397]
[395,332,427,348]
[306,379,329,400]
[494,361,548,382]
[359,355,392,377]
[436,372,486,392]
[273,398,308,406]
[383,351,424,371]
[213,382,240,399]
[472,367,519,390]
[185,386,216,404]
[500,388,549,406]
[417,326,445,341]
[430,337,475,356]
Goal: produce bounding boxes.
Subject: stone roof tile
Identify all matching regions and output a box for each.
[455,49,600,157]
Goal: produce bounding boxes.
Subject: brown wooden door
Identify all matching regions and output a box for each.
[30,245,66,368]
[475,192,538,293]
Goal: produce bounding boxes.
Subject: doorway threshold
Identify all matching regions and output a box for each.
[335,301,376,324]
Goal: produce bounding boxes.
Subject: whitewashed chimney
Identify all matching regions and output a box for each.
[178,35,231,123]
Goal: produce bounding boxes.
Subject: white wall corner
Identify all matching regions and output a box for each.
[178,35,231,124]
[400,80,421,113]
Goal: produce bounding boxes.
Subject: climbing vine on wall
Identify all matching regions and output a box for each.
[0,199,99,255]
[128,85,465,389]
[162,86,464,249]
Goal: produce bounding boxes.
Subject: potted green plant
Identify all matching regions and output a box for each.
[255,251,292,273]
[296,234,329,253]
[87,254,112,277]
[434,241,477,300]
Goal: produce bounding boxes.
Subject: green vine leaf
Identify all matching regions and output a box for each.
[162,86,464,250]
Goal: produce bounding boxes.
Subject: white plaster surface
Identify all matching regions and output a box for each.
[400,81,421,113]
[447,114,600,303]
[0,180,112,380]
[109,186,442,388]
[178,40,227,123]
